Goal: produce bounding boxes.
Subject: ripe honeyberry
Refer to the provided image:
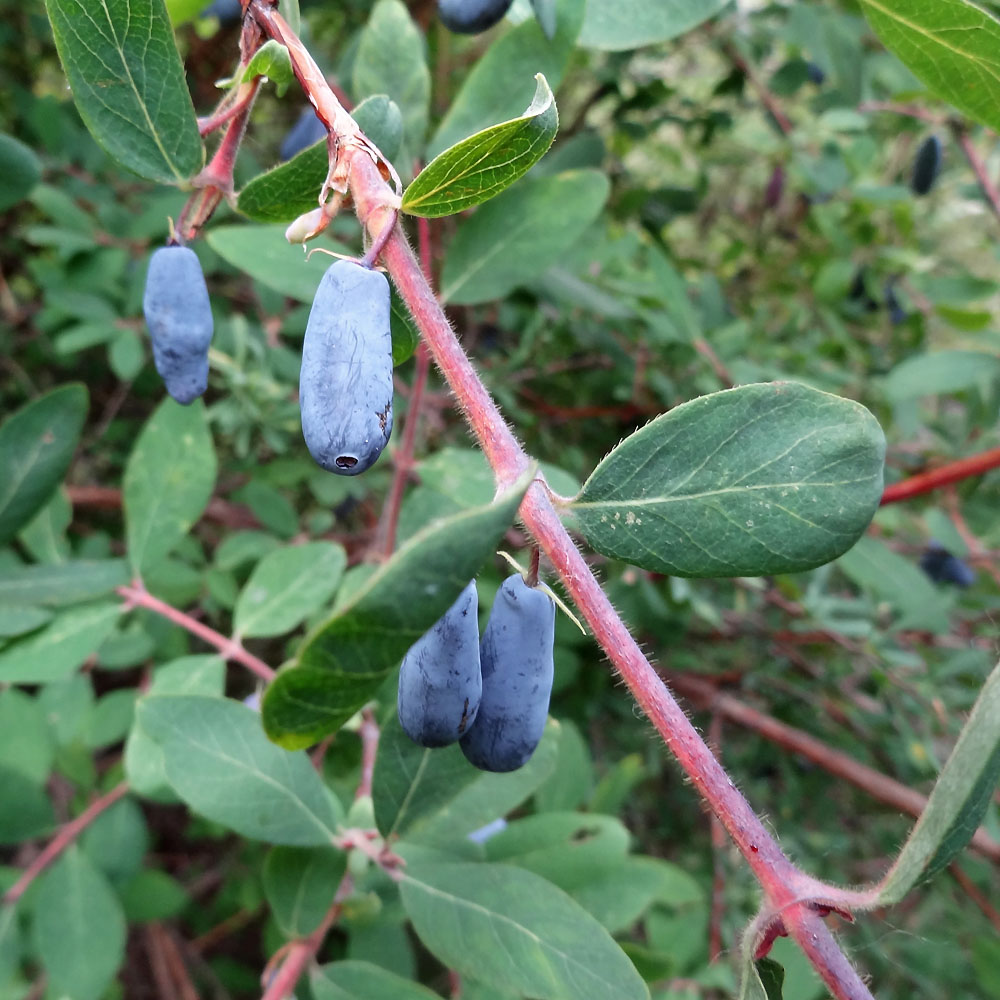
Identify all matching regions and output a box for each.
[142,245,214,405]
[460,573,555,773]
[299,259,393,475]
[438,0,513,35]
[911,135,942,196]
[398,580,482,748]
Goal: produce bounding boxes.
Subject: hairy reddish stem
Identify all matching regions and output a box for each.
[248,12,876,997]
[117,581,275,682]
[880,446,1000,505]
[3,781,129,905]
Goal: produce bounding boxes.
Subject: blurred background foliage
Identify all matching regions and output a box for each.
[1,0,999,997]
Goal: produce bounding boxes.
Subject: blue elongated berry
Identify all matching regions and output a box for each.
[280,108,328,162]
[920,543,975,588]
[438,0,514,34]
[398,580,482,748]
[299,260,393,475]
[460,573,555,773]
[911,135,942,196]
[142,246,214,406]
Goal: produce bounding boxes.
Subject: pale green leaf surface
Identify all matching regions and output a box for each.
[352,0,429,163]
[124,655,225,801]
[234,542,347,639]
[32,847,126,1000]
[139,695,342,844]
[440,169,609,305]
[0,133,42,212]
[374,714,559,843]
[573,382,886,578]
[44,0,203,183]
[0,384,88,546]
[263,846,348,937]
[429,0,584,158]
[859,0,1000,132]
[579,0,727,51]
[0,602,121,684]
[884,350,1000,401]
[402,74,557,218]
[0,559,128,607]
[878,657,1000,903]
[311,960,441,1000]
[124,399,217,577]
[400,861,649,1000]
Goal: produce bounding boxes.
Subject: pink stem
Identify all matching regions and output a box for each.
[117,582,275,683]
[954,126,1000,224]
[3,782,130,905]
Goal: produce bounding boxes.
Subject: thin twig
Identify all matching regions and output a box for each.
[719,40,794,135]
[880,446,1000,505]
[3,782,130,904]
[666,671,1000,866]
[953,124,1000,224]
[356,708,380,800]
[117,581,275,682]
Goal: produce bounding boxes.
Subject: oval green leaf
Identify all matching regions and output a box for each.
[44,0,203,184]
[877,657,1000,905]
[402,74,558,219]
[859,0,1000,133]
[262,469,534,749]
[572,382,886,578]
[399,861,649,1000]
[123,399,217,578]
[440,169,609,305]
[312,960,442,1000]
[234,541,347,639]
[0,384,88,547]
[0,133,42,212]
[138,695,342,845]
[579,0,728,52]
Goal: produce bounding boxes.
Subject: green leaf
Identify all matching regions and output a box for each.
[124,399,217,577]
[877,657,1000,904]
[0,133,42,212]
[579,0,727,51]
[884,350,1000,401]
[234,541,347,639]
[352,0,429,164]
[262,846,348,937]
[402,74,557,218]
[43,0,203,184]
[740,954,785,1000]
[0,604,52,638]
[32,847,126,1000]
[119,869,189,923]
[0,559,128,607]
[124,655,225,801]
[138,695,343,844]
[530,0,558,39]
[440,169,609,305]
[0,768,55,844]
[0,690,54,785]
[0,602,121,684]
[482,812,629,892]
[571,856,703,934]
[374,713,559,844]
[838,536,951,633]
[236,95,403,223]
[244,39,293,94]
[312,960,442,1000]
[262,469,533,749]
[207,223,349,299]
[859,0,1000,132]
[399,861,649,1000]
[534,718,592,812]
[572,382,886,578]
[429,0,585,159]
[0,384,88,546]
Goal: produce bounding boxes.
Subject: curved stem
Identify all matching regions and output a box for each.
[117,582,275,683]
[881,446,1000,505]
[3,781,130,905]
